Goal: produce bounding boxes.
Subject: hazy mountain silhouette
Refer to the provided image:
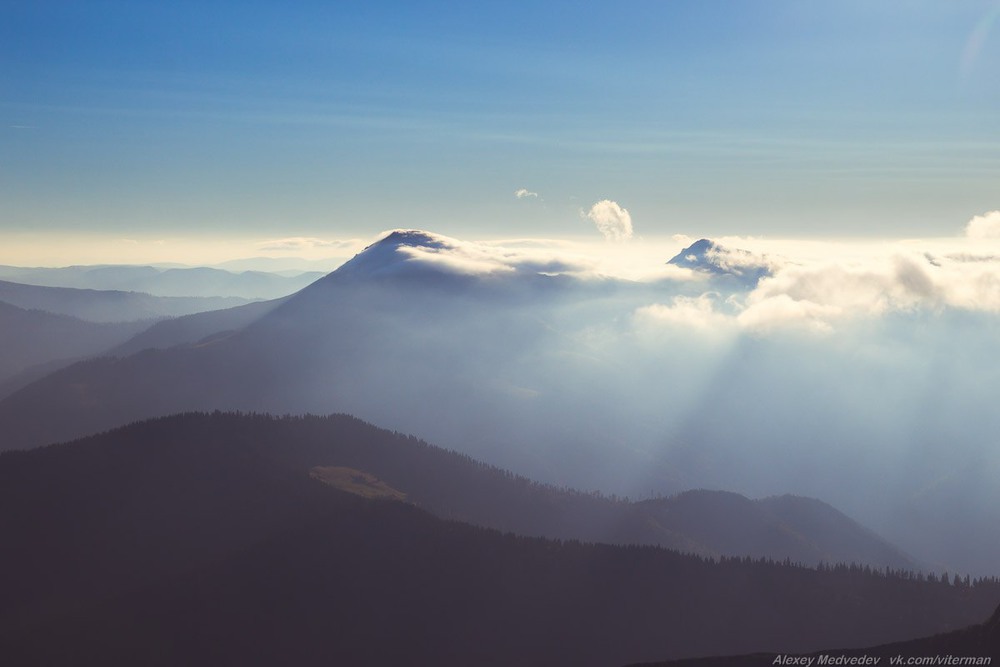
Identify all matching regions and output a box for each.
[0,412,995,667]
[0,278,250,322]
[0,300,150,392]
[109,297,288,356]
[213,255,342,274]
[615,490,917,570]
[0,264,323,299]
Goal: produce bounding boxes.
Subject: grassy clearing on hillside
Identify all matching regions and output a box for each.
[309,465,407,501]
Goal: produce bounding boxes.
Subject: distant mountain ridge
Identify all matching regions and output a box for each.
[0,278,251,393]
[108,297,288,357]
[624,490,918,570]
[0,264,323,300]
[0,301,149,393]
[0,278,250,322]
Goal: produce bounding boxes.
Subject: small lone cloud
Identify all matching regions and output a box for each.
[965,210,1000,239]
[585,199,633,242]
[514,188,538,199]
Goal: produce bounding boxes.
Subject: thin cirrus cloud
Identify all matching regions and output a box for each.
[585,200,633,242]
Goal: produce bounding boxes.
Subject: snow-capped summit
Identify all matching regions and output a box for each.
[328,229,582,288]
[333,230,457,279]
[667,239,719,271]
[667,238,772,286]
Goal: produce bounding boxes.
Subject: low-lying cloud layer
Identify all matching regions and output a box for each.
[361,224,1000,331]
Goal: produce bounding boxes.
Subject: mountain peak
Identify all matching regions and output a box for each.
[667,238,772,286]
[370,229,451,250]
[682,238,717,254]
[331,229,461,281]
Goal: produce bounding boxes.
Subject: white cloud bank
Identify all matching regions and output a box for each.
[632,235,1000,334]
[635,295,735,334]
[514,188,538,199]
[585,200,633,242]
[349,227,1000,334]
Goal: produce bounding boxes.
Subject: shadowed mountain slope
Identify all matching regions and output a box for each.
[0,412,996,666]
[108,296,288,356]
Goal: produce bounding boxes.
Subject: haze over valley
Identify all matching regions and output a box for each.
[5,228,1000,578]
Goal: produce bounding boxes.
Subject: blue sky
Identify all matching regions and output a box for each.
[3,1,1000,262]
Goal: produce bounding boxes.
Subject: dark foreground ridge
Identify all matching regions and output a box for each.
[1,412,997,666]
[629,602,1000,665]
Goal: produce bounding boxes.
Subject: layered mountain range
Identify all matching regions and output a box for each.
[2,231,998,663]
[0,263,323,299]
[1,230,998,579]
